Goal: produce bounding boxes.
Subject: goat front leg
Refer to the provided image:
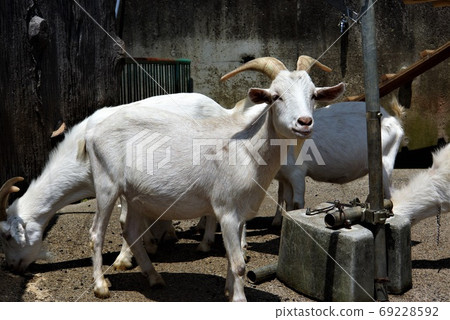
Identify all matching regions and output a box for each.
[123,209,165,288]
[220,213,246,302]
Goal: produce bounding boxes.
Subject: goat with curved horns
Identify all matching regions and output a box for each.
[83,56,344,301]
[113,56,336,267]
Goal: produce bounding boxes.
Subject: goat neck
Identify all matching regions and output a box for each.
[6,119,95,234]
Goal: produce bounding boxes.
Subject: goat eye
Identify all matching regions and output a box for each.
[273,95,282,102]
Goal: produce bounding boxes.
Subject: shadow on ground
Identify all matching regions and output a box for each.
[106,271,280,302]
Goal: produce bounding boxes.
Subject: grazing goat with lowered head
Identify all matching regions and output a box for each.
[0,93,223,272]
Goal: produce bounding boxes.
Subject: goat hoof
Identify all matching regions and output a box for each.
[271,217,282,228]
[161,231,178,243]
[144,243,158,255]
[149,273,166,288]
[112,260,133,271]
[94,283,110,299]
[196,242,212,252]
[230,296,247,302]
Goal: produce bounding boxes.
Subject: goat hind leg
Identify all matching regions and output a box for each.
[123,210,165,288]
[113,197,135,270]
[91,192,119,298]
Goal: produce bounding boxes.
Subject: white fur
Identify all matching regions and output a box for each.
[391,144,450,224]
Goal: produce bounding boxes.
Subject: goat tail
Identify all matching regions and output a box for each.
[387,97,409,148]
[389,97,406,123]
[76,139,88,162]
[431,143,450,171]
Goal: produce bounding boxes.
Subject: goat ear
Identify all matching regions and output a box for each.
[10,217,27,247]
[248,88,273,105]
[23,221,41,246]
[314,82,346,102]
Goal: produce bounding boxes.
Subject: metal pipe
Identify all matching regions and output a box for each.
[247,263,278,284]
[324,206,364,228]
[360,0,389,301]
[361,3,383,210]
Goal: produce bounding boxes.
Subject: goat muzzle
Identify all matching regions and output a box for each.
[220,57,288,82]
[296,55,332,73]
[0,177,24,221]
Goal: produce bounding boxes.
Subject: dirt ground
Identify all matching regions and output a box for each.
[0,169,449,302]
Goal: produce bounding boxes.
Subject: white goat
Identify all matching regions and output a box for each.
[272,99,405,226]
[80,57,345,301]
[391,143,450,223]
[112,56,334,268]
[0,93,225,272]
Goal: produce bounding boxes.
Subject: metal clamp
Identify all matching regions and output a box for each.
[324,199,393,229]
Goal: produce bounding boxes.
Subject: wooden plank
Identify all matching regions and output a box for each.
[432,1,450,7]
[403,0,450,7]
[403,0,433,3]
[345,42,450,101]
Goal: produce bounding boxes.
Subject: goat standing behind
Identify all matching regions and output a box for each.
[272,99,405,226]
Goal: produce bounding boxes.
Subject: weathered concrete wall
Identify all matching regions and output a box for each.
[121,0,449,150]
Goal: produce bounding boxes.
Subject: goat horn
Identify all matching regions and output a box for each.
[0,177,24,221]
[220,57,288,82]
[51,122,66,138]
[296,55,332,73]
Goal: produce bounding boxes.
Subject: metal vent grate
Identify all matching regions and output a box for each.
[120,58,192,104]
